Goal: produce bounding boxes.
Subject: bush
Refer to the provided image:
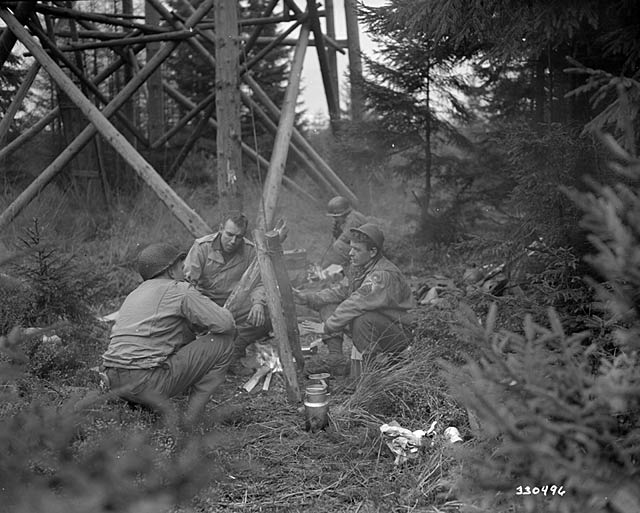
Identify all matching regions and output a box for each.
[447,141,640,513]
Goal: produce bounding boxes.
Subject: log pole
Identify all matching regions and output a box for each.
[0,61,39,145]
[265,230,304,371]
[254,229,301,403]
[244,74,359,208]
[344,0,364,121]
[258,24,309,230]
[0,1,31,70]
[0,1,215,233]
[307,0,339,123]
[0,44,144,161]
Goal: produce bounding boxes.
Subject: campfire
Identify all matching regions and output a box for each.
[242,341,283,393]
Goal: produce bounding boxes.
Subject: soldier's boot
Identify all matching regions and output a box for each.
[325,336,349,376]
[304,336,346,376]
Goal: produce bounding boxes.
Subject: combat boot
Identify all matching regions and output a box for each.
[325,336,348,376]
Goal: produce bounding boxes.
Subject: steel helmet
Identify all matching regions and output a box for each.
[350,223,384,251]
[326,196,351,217]
[137,243,187,281]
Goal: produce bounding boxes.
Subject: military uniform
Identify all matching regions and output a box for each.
[323,209,368,267]
[302,254,415,356]
[103,277,236,422]
[183,232,270,359]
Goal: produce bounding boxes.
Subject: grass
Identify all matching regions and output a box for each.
[0,167,536,513]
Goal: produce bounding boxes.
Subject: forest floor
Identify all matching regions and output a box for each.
[0,178,535,513]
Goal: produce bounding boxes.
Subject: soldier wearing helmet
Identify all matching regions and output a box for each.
[102,242,236,427]
[294,223,415,378]
[323,196,368,267]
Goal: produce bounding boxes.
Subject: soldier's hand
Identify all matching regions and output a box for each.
[291,287,307,304]
[247,303,266,326]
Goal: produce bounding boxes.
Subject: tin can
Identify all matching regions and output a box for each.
[304,384,329,432]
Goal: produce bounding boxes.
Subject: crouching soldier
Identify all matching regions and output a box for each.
[294,223,415,376]
[102,243,236,426]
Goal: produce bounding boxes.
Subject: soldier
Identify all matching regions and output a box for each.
[102,243,236,426]
[322,196,368,267]
[295,223,415,376]
[183,211,270,375]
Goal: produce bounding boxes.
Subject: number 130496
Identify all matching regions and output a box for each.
[516,485,566,496]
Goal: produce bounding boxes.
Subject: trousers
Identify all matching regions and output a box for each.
[106,332,234,421]
[351,311,410,356]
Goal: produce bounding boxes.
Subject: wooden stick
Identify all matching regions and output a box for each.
[242,364,271,393]
[254,229,301,403]
[0,1,214,234]
[258,24,309,231]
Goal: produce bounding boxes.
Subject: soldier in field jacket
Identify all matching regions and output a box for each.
[183,211,270,374]
[102,243,236,426]
[295,223,415,374]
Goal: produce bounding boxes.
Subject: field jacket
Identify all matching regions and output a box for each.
[183,232,266,317]
[103,278,235,369]
[304,255,415,333]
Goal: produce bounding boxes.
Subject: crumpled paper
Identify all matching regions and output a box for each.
[379,420,437,465]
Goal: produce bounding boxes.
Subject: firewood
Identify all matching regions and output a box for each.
[242,364,271,393]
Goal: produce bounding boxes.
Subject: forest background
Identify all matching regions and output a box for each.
[1,1,639,512]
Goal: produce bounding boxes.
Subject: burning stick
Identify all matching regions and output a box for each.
[242,341,283,392]
[243,364,271,393]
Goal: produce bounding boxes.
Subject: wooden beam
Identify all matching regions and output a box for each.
[151,91,216,149]
[281,0,345,54]
[258,24,309,231]
[344,0,364,121]
[244,74,360,208]
[145,1,165,173]
[33,3,166,33]
[0,61,39,146]
[241,91,336,197]
[0,2,31,70]
[265,230,304,372]
[0,44,144,161]
[324,0,340,116]
[0,8,211,236]
[168,100,216,178]
[215,0,243,212]
[0,1,215,234]
[54,30,195,51]
[254,229,301,403]
[26,18,148,147]
[239,15,306,75]
[307,0,339,123]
